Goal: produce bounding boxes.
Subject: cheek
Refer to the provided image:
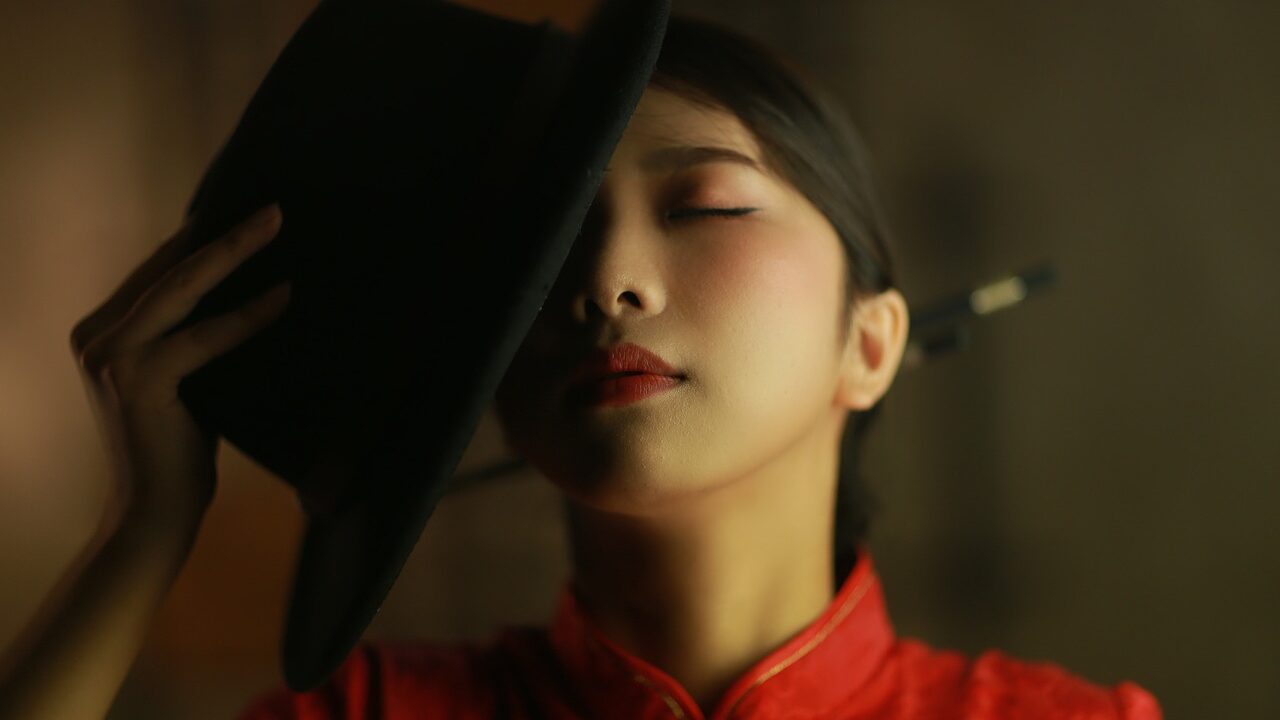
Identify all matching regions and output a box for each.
[693,223,840,360]
[681,219,844,430]
[623,219,843,491]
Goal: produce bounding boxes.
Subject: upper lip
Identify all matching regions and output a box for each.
[568,342,684,387]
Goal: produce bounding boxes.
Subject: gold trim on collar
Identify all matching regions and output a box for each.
[631,672,688,718]
[720,571,875,718]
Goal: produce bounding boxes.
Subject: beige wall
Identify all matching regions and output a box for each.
[1,1,1275,717]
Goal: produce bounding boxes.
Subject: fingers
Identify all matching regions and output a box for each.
[69,217,197,354]
[141,282,292,399]
[112,203,283,350]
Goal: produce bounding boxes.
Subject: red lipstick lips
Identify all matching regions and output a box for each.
[568,342,684,408]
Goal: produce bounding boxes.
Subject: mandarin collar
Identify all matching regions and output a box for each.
[547,548,895,720]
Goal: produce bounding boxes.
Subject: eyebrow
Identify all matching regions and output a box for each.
[604,145,764,174]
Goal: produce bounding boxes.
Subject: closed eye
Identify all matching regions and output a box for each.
[667,207,758,221]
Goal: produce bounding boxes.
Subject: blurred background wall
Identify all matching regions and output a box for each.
[2,0,1277,717]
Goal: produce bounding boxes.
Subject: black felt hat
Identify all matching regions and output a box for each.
[169,0,670,692]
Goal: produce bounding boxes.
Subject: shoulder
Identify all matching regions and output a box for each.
[234,638,502,720]
[887,638,1163,720]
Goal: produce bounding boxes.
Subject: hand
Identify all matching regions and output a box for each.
[69,203,290,536]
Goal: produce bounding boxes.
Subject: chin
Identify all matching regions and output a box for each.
[540,455,716,518]
[500,409,721,511]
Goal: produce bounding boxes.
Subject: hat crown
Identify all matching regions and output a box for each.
[177,0,575,511]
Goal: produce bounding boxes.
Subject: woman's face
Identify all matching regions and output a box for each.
[493,86,858,515]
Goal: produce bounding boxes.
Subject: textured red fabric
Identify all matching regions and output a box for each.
[238,552,1162,719]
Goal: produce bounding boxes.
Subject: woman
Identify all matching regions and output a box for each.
[0,12,1161,720]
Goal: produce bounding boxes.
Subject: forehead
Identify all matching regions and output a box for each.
[608,86,765,170]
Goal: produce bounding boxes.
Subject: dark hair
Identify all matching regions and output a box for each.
[651,13,899,585]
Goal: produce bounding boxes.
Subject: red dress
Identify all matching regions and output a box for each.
[238,552,1162,719]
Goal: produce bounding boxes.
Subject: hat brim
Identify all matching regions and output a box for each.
[277,0,670,691]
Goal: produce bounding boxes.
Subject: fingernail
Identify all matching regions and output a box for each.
[251,203,281,227]
[256,282,291,307]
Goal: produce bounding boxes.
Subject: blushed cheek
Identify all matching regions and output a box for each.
[717,236,838,353]
[666,229,843,486]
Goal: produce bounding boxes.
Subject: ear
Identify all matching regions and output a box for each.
[836,288,910,411]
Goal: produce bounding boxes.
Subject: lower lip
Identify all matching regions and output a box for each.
[573,374,682,408]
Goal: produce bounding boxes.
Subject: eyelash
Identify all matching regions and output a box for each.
[666,206,757,221]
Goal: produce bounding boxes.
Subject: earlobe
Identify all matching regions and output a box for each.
[837,288,910,411]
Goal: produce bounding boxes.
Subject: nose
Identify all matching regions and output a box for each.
[565,203,667,326]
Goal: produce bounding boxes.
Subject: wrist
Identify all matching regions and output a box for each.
[107,496,207,559]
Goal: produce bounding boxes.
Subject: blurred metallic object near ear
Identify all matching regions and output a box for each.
[902,261,1059,370]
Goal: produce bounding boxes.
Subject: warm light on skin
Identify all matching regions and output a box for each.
[495,86,908,514]
[492,86,908,712]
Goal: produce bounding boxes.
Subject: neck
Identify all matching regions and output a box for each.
[561,416,842,714]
